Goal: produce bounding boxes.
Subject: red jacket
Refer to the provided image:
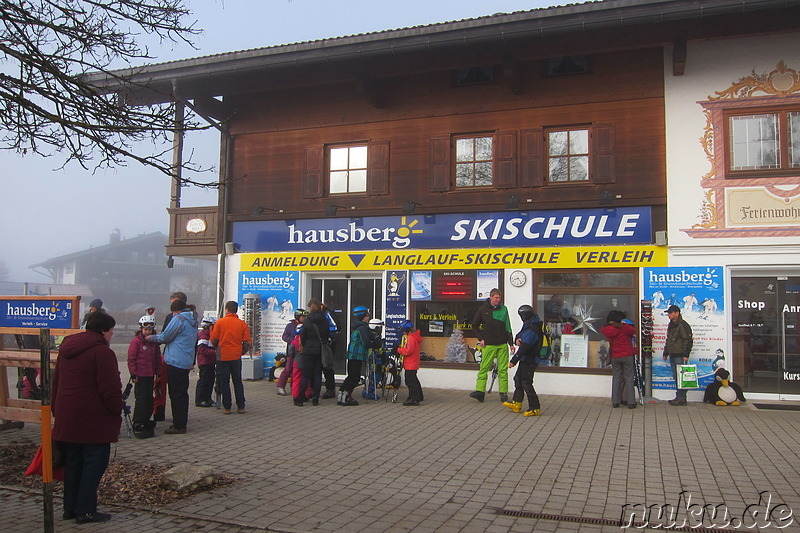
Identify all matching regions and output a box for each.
[601,323,637,358]
[398,330,422,370]
[52,331,122,444]
[127,333,161,378]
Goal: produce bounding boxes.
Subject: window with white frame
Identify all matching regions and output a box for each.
[728,109,800,174]
[329,144,368,194]
[455,135,493,187]
[547,128,590,183]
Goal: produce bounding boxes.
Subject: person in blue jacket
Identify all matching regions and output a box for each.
[146,298,197,434]
[503,305,543,417]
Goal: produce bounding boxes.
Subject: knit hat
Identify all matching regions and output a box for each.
[90,298,103,309]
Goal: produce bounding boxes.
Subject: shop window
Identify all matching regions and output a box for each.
[455,135,494,187]
[536,269,637,370]
[726,107,800,176]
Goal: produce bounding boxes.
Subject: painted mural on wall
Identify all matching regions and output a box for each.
[684,61,800,239]
[644,267,726,390]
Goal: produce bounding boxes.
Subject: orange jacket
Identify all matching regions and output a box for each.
[211,312,253,361]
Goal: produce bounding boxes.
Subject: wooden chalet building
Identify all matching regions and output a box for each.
[90,0,800,398]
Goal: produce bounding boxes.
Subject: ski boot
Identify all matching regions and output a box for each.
[469,391,485,403]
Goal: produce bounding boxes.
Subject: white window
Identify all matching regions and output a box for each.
[329,145,367,194]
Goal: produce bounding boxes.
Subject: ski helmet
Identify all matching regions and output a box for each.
[368,319,384,331]
[201,316,216,327]
[353,305,370,319]
[138,315,156,328]
[294,308,308,319]
[399,320,414,331]
[517,305,534,321]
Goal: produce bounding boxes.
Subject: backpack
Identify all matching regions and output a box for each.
[538,323,553,360]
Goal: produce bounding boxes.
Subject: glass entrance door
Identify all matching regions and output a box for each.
[732,276,800,399]
[778,277,800,399]
[309,275,383,374]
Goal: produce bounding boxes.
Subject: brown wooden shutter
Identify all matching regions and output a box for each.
[493,131,517,189]
[303,146,324,198]
[520,128,544,187]
[430,136,451,192]
[593,124,615,184]
[367,140,390,195]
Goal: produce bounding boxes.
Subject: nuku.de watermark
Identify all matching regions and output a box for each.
[619,491,794,529]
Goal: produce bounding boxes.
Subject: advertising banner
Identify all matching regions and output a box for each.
[239,271,299,376]
[241,245,666,272]
[233,207,652,252]
[384,270,408,350]
[644,267,726,390]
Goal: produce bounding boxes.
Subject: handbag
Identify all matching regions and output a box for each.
[677,364,699,389]
[311,322,334,370]
[24,441,65,481]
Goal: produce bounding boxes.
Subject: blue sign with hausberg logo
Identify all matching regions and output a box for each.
[232,207,652,252]
[0,298,75,329]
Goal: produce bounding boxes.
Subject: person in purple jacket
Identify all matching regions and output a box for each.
[52,311,122,524]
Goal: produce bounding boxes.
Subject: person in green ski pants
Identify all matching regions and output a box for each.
[469,288,515,403]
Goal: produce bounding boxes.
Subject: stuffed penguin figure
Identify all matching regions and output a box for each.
[703,368,746,406]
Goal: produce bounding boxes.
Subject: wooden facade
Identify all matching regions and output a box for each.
[225,47,666,227]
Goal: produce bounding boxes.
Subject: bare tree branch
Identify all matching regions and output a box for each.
[0,0,220,188]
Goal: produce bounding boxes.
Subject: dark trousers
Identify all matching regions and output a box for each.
[323,366,336,392]
[62,442,110,516]
[132,376,154,425]
[341,359,363,394]
[167,365,190,429]
[218,359,246,410]
[405,369,423,402]
[670,355,688,400]
[299,354,323,400]
[512,361,540,410]
[611,356,636,405]
[195,363,216,405]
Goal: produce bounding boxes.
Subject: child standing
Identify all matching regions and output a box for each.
[195,317,217,407]
[504,305,542,417]
[127,316,161,438]
[397,320,423,406]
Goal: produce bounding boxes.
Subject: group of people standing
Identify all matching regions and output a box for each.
[277,298,424,407]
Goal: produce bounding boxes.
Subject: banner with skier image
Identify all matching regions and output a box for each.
[644,267,726,390]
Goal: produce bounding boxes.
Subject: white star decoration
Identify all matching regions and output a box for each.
[573,303,599,335]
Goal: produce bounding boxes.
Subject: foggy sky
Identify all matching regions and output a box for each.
[1,0,557,283]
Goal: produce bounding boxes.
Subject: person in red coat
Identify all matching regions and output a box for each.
[397,320,424,406]
[601,310,637,409]
[52,311,122,524]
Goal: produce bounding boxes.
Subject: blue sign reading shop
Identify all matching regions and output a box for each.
[0,298,75,329]
[232,207,652,253]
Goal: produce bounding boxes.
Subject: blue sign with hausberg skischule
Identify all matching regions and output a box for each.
[232,207,651,253]
[0,299,75,329]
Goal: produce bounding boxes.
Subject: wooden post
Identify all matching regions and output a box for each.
[39,329,54,533]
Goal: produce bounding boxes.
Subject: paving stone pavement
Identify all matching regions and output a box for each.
[2,367,800,533]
